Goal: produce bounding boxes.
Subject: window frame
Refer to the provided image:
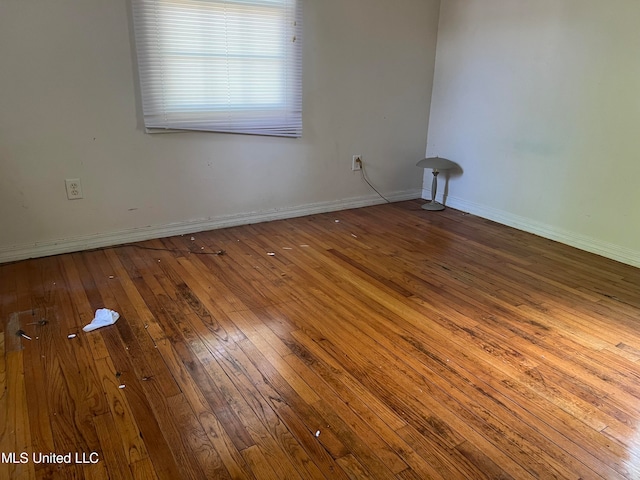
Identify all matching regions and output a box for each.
[131,0,303,138]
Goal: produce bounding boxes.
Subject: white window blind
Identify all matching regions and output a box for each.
[132,0,302,137]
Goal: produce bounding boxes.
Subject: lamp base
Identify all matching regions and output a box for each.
[421,201,445,211]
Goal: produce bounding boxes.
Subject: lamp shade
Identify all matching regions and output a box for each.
[416,157,457,170]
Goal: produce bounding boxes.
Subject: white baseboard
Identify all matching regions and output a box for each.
[423,189,640,268]
[0,189,421,264]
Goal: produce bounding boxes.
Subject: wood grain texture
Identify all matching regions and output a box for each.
[1,200,640,479]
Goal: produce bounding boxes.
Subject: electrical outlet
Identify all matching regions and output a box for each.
[352,155,362,171]
[65,178,83,200]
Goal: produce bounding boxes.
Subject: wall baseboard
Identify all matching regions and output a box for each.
[423,189,640,268]
[0,189,420,264]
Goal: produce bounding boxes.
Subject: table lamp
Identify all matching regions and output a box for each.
[416,157,457,211]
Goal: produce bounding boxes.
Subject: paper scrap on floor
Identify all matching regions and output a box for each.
[83,308,120,332]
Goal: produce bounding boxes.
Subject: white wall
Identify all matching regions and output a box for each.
[426,0,640,267]
[0,0,440,262]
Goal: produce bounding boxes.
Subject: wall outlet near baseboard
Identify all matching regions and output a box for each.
[65,178,83,200]
[352,155,362,171]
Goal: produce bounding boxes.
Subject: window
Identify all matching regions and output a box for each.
[132,0,302,137]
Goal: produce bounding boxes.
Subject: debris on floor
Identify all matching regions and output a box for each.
[315,430,321,437]
[67,334,77,339]
[27,319,48,326]
[267,252,276,256]
[16,329,32,340]
[83,308,120,332]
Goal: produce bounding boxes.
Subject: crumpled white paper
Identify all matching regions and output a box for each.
[83,308,120,332]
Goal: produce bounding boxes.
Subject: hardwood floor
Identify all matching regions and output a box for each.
[1,200,639,479]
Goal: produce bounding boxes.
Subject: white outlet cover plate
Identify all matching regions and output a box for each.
[65,178,83,199]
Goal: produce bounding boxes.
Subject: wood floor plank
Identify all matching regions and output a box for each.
[47,265,109,441]
[152,339,253,479]
[201,320,345,476]
[21,317,55,456]
[336,453,378,480]
[229,309,321,405]
[93,356,149,464]
[165,393,233,480]
[182,319,324,479]
[236,336,351,479]
[139,260,259,452]
[95,249,182,399]
[288,327,408,432]
[93,412,135,480]
[129,458,160,480]
[141,248,348,480]
[345,288,623,475]
[240,445,280,480]
[281,295,554,479]
[284,351,408,475]
[312,398,399,479]
[95,326,184,480]
[135,384,208,480]
[3,349,36,480]
[58,255,111,360]
[286,329,455,480]
[1,332,11,480]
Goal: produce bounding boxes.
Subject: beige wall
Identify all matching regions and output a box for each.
[0,0,440,261]
[426,0,640,266]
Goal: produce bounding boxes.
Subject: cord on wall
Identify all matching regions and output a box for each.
[359,160,391,204]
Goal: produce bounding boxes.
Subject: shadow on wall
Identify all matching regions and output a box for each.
[443,162,463,206]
